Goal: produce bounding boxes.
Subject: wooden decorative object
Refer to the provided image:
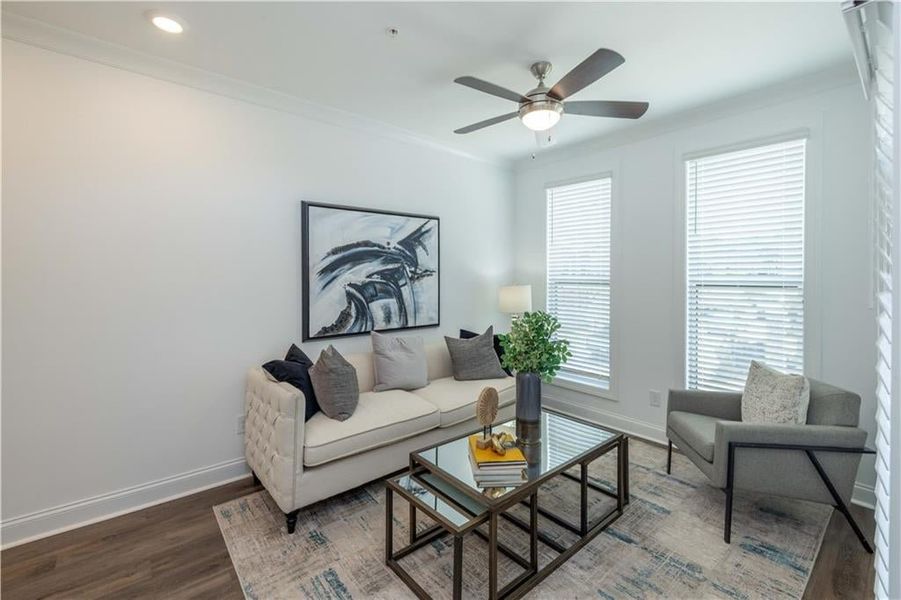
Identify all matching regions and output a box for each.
[475,387,499,450]
[476,387,499,427]
[476,387,513,455]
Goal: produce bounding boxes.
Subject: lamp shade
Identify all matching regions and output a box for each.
[498,285,532,314]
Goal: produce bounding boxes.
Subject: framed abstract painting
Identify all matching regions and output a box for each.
[302,202,440,341]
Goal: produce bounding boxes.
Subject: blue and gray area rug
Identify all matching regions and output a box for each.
[214,439,830,599]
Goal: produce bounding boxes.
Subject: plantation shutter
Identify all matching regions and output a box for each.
[686,138,806,391]
[849,1,899,596]
[546,177,612,389]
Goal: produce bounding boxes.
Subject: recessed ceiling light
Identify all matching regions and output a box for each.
[146,11,185,34]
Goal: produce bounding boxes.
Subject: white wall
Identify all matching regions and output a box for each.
[0,40,514,544]
[513,73,877,505]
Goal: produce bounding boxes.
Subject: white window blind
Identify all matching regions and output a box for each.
[686,138,806,391]
[546,177,612,389]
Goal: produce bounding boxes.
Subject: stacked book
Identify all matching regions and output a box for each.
[467,434,527,488]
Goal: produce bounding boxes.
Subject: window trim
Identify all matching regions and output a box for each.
[544,170,619,401]
[677,130,821,390]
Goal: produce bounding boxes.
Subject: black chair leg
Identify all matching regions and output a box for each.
[666,440,673,474]
[286,509,300,534]
[723,487,734,544]
[251,471,260,486]
[724,442,736,544]
[805,450,874,554]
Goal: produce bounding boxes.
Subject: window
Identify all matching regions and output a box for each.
[686,138,806,391]
[546,177,612,389]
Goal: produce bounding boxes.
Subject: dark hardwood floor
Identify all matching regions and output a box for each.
[1,479,256,600]
[1,476,876,599]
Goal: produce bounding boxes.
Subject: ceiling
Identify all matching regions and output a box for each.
[3,2,855,162]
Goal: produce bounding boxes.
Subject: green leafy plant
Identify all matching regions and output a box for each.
[498,311,571,382]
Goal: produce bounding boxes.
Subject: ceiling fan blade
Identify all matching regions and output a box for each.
[548,49,625,100]
[564,100,649,119]
[454,76,528,103]
[454,111,519,134]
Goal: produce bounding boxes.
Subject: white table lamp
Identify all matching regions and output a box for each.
[498,285,532,315]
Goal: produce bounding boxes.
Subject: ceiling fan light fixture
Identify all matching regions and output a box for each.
[519,101,562,132]
[452,49,647,136]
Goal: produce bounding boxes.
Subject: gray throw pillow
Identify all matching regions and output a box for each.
[371,332,428,391]
[741,360,810,424]
[444,326,507,381]
[309,345,359,421]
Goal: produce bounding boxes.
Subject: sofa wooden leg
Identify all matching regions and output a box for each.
[251,471,260,486]
[286,509,300,534]
[666,440,672,474]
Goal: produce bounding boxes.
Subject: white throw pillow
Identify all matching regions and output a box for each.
[741,361,810,424]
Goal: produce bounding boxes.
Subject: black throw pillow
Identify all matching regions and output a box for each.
[262,344,320,421]
[460,328,511,376]
[285,343,311,365]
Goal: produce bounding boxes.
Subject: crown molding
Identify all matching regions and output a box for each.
[1,11,508,170]
[515,62,860,171]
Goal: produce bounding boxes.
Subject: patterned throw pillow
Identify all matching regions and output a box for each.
[460,328,511,376]
[741,361,810,424]
[444,326,507,381]
[309,346,359,421]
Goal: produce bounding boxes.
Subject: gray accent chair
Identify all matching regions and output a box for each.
[666,379,874,552]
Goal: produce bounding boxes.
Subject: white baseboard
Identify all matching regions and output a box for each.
[544,394,876,511]
[1,457,249,549]
[851,482,876,509]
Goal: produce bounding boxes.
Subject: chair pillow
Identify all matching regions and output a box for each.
[309,345,359,421]
[460,328,511,376]
[262,344,320,422]
[741,360,810,424]
[444,326,507,381]
[371,331,428,391]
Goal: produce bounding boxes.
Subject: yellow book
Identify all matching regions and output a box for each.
[468,435,526,465]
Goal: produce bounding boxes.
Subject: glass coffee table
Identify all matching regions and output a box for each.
[385,408,628,600]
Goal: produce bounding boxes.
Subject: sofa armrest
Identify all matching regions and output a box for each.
[244,367,304,514]
[667,389,742,421]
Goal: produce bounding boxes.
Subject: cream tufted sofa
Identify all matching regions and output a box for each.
[244,341,515,532]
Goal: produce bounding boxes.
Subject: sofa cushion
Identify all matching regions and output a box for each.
[303,390,439,467]
[413,376,515,427]
[667,411,738,463]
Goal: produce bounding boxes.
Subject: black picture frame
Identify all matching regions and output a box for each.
[301,201,440,341]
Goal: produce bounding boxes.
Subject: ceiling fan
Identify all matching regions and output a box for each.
[453,48,649,134]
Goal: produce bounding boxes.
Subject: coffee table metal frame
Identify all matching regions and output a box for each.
[385,409,629,600]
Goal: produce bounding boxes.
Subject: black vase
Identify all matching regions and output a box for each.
[515,372,541,446]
